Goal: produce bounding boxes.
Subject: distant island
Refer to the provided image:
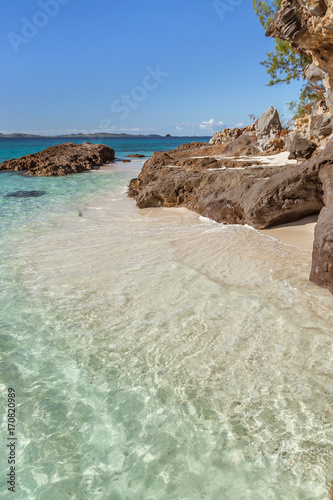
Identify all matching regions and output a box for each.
[0,133,205,139]
[0,133,164,139]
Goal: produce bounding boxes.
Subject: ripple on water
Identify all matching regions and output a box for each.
[0,172,332,499]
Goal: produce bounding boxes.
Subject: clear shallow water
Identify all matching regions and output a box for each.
[0,136,210,163]
[0,154,332,498]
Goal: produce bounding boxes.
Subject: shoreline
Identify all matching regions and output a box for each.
[259,215,317,251]
[105,159,318,253]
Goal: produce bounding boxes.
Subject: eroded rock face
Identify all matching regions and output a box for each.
[310,162,333,292]
[256,105,282,150]
[266,0,333,100]
[310,204,333,293]
[128,136,328,229]
[129,128,333,292]
[266,0,333,292]
[209,125,255,145]
[288,133,318,159]
[0,142,115,176]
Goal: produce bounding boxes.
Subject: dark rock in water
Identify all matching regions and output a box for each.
[288,134,317,160]
[128,154,146,158]
[5,190,47,198]
[0,142,115,176]
[122,160,131,163]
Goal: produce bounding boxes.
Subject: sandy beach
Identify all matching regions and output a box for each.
[259,214,317,251]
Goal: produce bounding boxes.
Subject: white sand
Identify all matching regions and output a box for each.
[259,215,317,251]
[100,157,317,252]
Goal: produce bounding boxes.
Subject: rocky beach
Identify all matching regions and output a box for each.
[1,1,333,497]
[127,0,333,295]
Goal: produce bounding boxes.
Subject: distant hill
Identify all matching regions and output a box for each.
[0,132,164,139]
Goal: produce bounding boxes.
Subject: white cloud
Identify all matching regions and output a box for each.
[199,118,224,132]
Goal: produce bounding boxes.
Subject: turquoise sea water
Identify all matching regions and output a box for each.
[0,138,332,499]
[0,136,210,163]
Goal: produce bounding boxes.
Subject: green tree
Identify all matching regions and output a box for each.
[253,0,324,118]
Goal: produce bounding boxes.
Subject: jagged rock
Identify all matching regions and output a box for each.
[310,114,333,137]
[128,139,326,229]
[210,128,241,145]
[129,134,333,292]
[242,157,324,227]
[176,141,208,151]
[305,62,328,82]
[217,131,260,156]
[288,133,318,159]
[266,0,333,92]
[255,106,282,150]
[209,125,255,145]
[0,142,115,176]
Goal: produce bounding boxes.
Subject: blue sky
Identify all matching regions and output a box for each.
[0,0,304,136]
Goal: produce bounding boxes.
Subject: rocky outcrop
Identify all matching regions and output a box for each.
[310,162,333,292]
[266,0,333,116]
[288,133,317,159]
[310,204,333,293]
[128,135,328,229]
[0,142,115,176]
[265,0,333,292]
[255,105,282,150]
[266,0,333,92]
[129,132,333,292]
[209,124,255,145]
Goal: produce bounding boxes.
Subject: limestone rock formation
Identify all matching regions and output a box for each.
[255,105,282,150]
[209,124,255,145]
[288,133,317,159]
[266,0,333,91]
[0,142,115,176]
[266,0,333,292]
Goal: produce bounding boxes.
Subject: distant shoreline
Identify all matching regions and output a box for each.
[0,133,209,139]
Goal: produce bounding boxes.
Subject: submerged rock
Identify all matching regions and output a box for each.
[5,190,47,198]
[0,142,115,176]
